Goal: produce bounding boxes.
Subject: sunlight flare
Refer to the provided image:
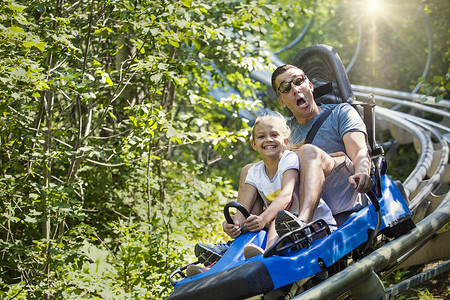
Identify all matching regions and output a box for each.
[366,0,381,14]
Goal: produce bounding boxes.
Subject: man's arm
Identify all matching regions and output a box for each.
[343,131,373,193]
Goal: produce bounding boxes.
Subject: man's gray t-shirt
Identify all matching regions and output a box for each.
[287,103,367,153]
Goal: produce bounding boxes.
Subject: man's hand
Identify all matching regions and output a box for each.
[343,131,373,193]
[244,214,266,232]
[222,220,241,239]
[349,172,373,193]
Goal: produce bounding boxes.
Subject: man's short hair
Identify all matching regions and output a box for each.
[271,64,302,95]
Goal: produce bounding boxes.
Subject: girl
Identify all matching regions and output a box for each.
[187,113,336,275]
[225,113,336,258]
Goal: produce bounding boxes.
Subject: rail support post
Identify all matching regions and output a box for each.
[350,270,386,300]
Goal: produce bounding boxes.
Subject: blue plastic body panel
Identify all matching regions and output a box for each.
[169,174,413,298]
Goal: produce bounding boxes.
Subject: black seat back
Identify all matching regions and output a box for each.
[292,44,355,105]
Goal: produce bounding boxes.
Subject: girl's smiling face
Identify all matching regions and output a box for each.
[251,119,289,160]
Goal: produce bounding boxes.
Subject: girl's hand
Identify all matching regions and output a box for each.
[244,214,266,232]
[222,220,241,239]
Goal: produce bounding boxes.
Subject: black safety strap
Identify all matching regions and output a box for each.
[304,105,337,144]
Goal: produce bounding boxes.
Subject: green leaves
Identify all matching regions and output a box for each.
[181,0,193,8]
[0,0,300,299]
[418,70,450,103]
[23,37,46,51]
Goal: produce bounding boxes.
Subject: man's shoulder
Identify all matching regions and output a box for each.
[322,102,357,119]
[322,102,350,111]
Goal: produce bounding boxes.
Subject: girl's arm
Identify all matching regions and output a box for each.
[223,183,258,238]
[245,169,298,232]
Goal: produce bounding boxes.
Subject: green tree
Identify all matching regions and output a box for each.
[0,0,307,298]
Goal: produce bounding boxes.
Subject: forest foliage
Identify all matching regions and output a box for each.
[0,0,448,299]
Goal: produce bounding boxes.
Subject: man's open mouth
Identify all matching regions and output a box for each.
[297,97,306,106]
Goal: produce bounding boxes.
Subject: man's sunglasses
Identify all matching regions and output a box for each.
[278,74,308,94]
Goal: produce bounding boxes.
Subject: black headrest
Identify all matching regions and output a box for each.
[293,44,355,104]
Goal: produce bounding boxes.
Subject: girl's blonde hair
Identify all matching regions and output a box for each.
[250,113,291,144]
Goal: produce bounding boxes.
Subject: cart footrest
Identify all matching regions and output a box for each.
[264,219,331,257]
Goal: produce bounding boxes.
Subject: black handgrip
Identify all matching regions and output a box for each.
[375,157,385,198]
[367,190,380,212]
[224,201,251,224]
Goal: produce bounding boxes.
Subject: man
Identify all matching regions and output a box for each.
[195,64,373,265]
